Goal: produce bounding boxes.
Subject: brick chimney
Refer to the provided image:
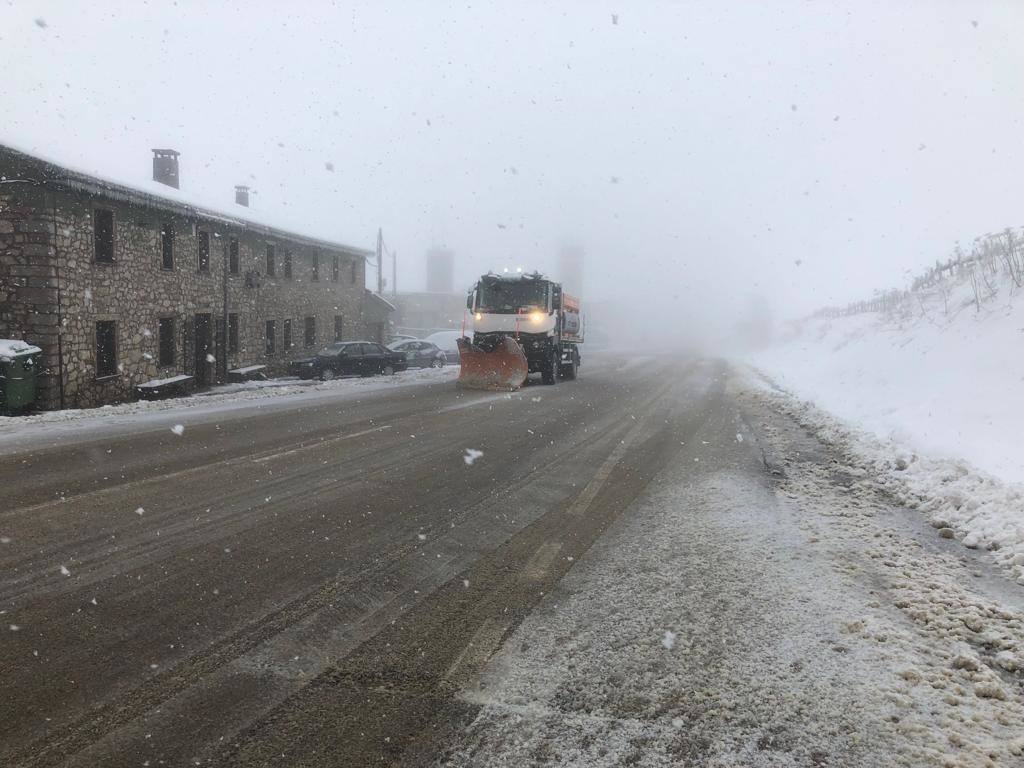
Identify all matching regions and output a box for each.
[235,185,250,207]
[152,149,180,189]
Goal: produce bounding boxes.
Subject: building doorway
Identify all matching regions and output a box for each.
[194,313,213,386]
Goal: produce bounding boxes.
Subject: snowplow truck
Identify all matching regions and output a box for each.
[458,272,583,390]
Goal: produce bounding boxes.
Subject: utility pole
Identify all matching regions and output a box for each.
[376,227,383,294]
[392,249,397,297]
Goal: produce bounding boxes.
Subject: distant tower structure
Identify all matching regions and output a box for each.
[426,248,455,294]
[559,244,585,295]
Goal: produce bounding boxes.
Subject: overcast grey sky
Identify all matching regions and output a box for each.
[3,0,1023,338]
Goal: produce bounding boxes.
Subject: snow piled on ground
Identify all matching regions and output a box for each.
[438,377,1024,767]
[0,366,457,444]
[750,275,1024,585]
[754,381,1024,588]
[753,278,1024,484]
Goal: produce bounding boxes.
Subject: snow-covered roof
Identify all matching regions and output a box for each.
[364,290,397,311]
[0,339,42,359]
[0,141,373,258]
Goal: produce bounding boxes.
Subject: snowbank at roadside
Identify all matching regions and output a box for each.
[747,274,1024,585]
[752,278,1024,484]
[439,389,1024,767]
[0,366,458,448]
[750,371,1024,587]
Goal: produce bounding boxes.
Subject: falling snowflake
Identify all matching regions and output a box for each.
[0,537,10,544]
[134,507,145,516]
[662,630,676,650]
[417,533,427,541]
[462,579,470,589]
[463,448,484,466]
[325,161,335,172]
[170,424,185,436]
[205,353,216,363]
[735,433,744,443]
[34,17,47,28]
[90,597,97,605]
[8,624,20,632]
[59,565,71,577]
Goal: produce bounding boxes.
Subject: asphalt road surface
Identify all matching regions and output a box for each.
[0,354,724,767]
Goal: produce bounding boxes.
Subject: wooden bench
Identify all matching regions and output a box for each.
[227,364,268,383]
[135,374,195,400]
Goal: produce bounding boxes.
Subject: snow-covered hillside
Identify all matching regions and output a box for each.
[756,277,1024,483]
[751,269,1024,585]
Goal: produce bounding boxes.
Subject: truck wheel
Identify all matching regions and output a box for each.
[561,354,578,380]
[542,350,558,385]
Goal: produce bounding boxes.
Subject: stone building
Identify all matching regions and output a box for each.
[0,143,383,410]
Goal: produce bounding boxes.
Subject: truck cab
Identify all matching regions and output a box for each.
[467,272,582,383]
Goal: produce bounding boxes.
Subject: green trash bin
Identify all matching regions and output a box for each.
[0,340,43,413]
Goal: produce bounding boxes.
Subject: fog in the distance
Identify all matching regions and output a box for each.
[4,1,1022,350]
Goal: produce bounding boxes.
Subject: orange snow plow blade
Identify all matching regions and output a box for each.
[457,336,528,391]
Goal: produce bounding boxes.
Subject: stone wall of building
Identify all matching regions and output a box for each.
[1,150,374,410]
[0,182,61,408]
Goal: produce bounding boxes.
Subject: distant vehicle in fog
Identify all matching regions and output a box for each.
[422,330,463,362]
[387,339,447,368]
[387,334,418,345]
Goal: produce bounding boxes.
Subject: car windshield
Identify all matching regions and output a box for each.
[475,280,548,313]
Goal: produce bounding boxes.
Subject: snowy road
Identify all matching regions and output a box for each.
[1,356,1022,767]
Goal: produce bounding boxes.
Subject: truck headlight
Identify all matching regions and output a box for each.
[475,312,482,320]
[529,311,544,323]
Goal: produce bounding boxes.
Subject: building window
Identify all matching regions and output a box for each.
[350,259,357,284]
[311,253,319,282]
[304,316,316,347]
[198,230,210,273]
[160,222,174,269]
[332,255,340,282]
[94,209,114,263]
[95,321,117,378]
[265,320,276,355]
[158,317,175,366]
[283,250,293,279]
[283,319,292,350]
[266,245,276,277]
[228,313,239,353]
[228,238,240,275]
[334,315,344,341]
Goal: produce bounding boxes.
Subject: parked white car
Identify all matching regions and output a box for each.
[422,330,463,363]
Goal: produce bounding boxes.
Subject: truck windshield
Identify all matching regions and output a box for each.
[476,281,548,313]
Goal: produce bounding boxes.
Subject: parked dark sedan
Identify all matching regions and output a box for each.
[290,341,408,380]
[387,339,447,368]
